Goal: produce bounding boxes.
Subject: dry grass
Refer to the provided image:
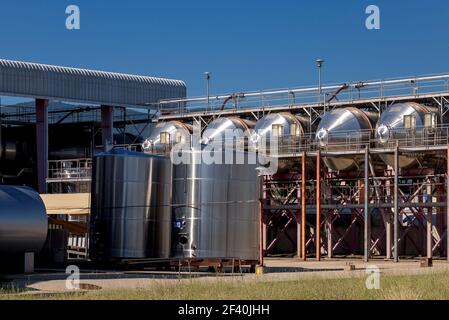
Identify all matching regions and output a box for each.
[2,270,449,300]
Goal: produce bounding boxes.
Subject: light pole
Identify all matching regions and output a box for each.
[205,72,211,110]
[316,59,324,95]
[316,59,325,113]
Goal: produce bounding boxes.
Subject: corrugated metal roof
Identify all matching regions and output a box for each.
[0,59,186,107]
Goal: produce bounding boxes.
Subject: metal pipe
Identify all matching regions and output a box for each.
[426,180,432,259]
[158,74,449,105]
[301,151,307,260]
[259,198,264,266]
[316,150,321,261]
[394,142,399,262]
[447,146,449,262]
[364,146,370,262]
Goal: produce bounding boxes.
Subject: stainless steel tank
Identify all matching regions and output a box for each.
[142,121,192,154]
[0,186,48,256]
[89,149,172,259]
[249,112,309,172]
[316,107,378,171]
[375,102,439,168]
[172,149,260,260]
[249,112,308,151]
[201,117,255,149]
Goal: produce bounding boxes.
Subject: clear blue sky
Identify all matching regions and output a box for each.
[0,0,448,98]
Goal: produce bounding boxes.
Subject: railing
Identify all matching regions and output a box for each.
[157,124,449,157]
[156,73,449,116]
[48,158,92,182]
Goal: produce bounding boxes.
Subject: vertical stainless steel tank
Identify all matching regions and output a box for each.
[142,121,192,154]
[201,117,255,149]
[0,186,48,256]
[89,149,172,259]
[172,149,260,260]
[315,107,378,171]
[375,102,440,168]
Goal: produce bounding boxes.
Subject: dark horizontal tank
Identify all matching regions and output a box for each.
[0,186,48,257]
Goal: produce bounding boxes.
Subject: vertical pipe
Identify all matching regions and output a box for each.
[301,151,307,260]
[327,217,332,259]
[316,151,321,261]
[447,146,449,262]
[36,98,48,194]
[259,198,264,266]
[364,147,370,262]
[385,208,391,259]
[297,176,302,259]
[394,144,399,262]
[426,180,432,259]
[101,105,114,151]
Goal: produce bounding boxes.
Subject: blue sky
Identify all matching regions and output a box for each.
[0,0,448,98]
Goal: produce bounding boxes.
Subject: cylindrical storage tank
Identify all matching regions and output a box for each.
[315,107,378,171]
[142,121,192,154]
[0,186,48,257]
[89,149,172,259]
[249,112,309,172]
[172,149,259,260]
[249,112,308,151]
[201,117,255,149]
[375,102,439,168]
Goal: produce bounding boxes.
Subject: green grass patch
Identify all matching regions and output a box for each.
[1,270,449,300]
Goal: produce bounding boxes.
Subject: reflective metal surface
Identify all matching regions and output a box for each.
[201,117,255,149]
[90,149,172,259]
[375,102,438,168]
[316,107,378,171]
[142,121,191,154]
[0,186,48,256]
[249,112,309,172]
[172,149,260,260]
[249,112,307,151]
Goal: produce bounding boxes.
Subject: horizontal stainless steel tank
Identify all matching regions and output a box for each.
[172,149,259,260]
[142,121,192,154]
[375,102,440,168]
[0,186,48,256]
[249,112,310,172]
[201,117,255,149]
[316,107,378,171]
[89,149,172,259]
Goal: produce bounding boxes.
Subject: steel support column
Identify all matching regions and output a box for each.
[301,151,307,260]
[101,105,114,151]
[364,147,370,262]
[394,144,399,262]
[426,181,433,259]
[447,146,449,262]
[36,98,48,194]
[316,150,321,261]
[327,215,332,259]
[259,198,264,266]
